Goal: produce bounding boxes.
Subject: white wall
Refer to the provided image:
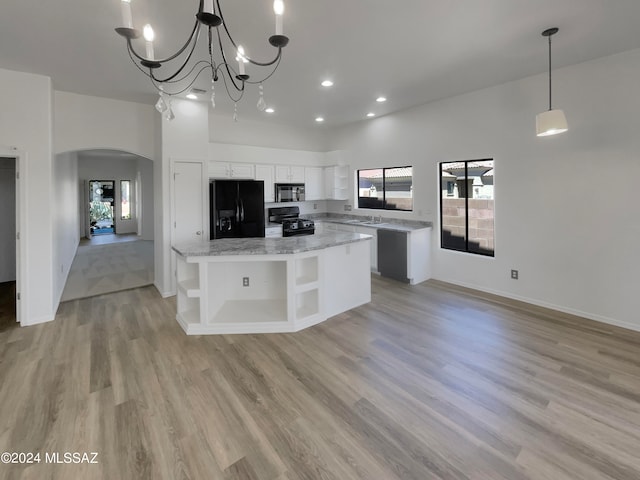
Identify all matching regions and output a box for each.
[327,48,640,331]
[54,91,157,160]
[0,158,16,283]
[209,112,329,152]
[0,68,53,325]
[52,151,79,304]
[159,99,210,296]
[78,155,139,235]
[209,142,327,167]
[137,157,154,240]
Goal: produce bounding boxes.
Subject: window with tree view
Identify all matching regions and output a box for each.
[440,160,494,256]
[358,166,413,211]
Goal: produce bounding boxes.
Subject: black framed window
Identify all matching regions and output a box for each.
[357,166,413,211]
[440,160,494,256]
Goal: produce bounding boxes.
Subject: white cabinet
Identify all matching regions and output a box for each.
[255,164,275,202]
[407,228,431,285]
[324,165,349,200]
[354,225,378,272]
[304,167,325,201]
[275,165,305,183]
[209,162,255,179]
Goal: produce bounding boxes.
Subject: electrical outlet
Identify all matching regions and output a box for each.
[242,277,250,287]
[344,204,352,211]
[511,269,519,280]
[313,203,318,210]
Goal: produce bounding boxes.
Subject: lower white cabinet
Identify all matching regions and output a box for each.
[354,225,378,272]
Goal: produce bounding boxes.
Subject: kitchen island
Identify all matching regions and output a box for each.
[172,232,372,334]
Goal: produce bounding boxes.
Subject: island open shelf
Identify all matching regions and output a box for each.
[172,232,372,335]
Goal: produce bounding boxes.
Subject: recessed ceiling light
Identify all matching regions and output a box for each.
[376,96,387,102]
[186,93,198,100]
[366,112,375,117]
[321,80,334,87]
[265,107,275,113]
[315,117,324,123]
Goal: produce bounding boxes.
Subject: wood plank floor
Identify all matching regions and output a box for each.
[1,276,639,479]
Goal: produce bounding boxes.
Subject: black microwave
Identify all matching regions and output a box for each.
[275,183,305,202]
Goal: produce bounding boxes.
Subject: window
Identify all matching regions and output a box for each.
[121,180,131,220]
[357,166,413,211]
[440,160,494,256]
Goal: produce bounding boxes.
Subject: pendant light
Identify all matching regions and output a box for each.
[536,27,568,137]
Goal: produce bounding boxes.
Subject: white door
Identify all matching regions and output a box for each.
[83,180,92,239]
[173,161,205,245]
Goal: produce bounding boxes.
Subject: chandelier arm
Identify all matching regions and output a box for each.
[128,43,154,79]
[246,49,282,67]
[152,64,213,96]
[156,61,213,85]
[217,64,245,103]
[127,19,202,65]
[149,29,204,83]
[215,0,283,67]
[244,53,282,85]
[215,25,245,92]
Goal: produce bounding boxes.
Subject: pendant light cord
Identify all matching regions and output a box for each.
[548,34,552,111]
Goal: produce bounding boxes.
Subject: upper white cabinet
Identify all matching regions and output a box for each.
[209,162,255,179]
[275,165,305,183]
[324,165,349,200]
[304,167,325,201]
[255,164,275,203]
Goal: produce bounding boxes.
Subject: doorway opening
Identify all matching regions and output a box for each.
[89,180,115,235]
[0,156,17,329]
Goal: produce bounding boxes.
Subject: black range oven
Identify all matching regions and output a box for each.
[268,206,315,237]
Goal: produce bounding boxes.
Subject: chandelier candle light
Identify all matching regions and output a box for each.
[115,0,290,121]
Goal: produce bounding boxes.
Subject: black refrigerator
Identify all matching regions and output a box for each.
[210,180,265,239]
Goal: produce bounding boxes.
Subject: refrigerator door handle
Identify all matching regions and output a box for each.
[240,199,245,222]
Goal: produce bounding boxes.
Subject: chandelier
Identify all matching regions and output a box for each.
[115,0,289,121]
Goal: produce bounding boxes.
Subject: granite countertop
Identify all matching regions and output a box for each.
[306,214,432,232]
[173,231,372,257]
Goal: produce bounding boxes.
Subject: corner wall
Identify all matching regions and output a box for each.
[52,151,79,305]
[0,68,54,324]
[327,48,640,331]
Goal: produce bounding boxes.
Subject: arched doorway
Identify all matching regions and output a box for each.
[58,149,155,301]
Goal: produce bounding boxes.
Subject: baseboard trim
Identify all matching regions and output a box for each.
[430,277,640,334]
[21,314,55,327]
[154,282,176,298]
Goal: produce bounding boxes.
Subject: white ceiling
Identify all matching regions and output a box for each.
[2,0,640,127]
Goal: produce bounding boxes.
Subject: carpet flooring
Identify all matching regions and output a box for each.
[60,240,154,302]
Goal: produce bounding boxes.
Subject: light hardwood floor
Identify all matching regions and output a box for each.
[1,276,639,479]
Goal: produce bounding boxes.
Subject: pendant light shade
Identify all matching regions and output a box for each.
[537,27,568,137]
[536,109,568,136]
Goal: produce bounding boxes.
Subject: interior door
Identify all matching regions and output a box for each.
[84,180,92,239]
[173,161,205,244]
